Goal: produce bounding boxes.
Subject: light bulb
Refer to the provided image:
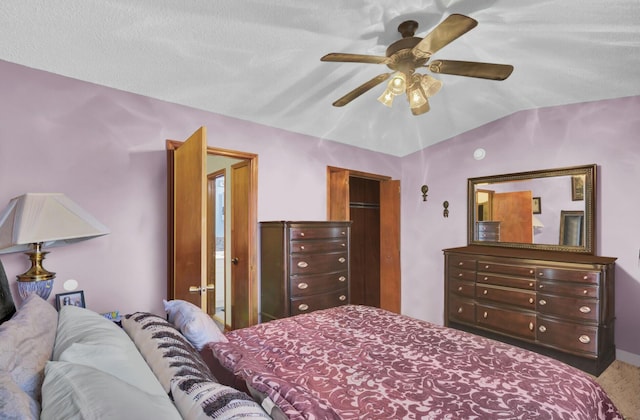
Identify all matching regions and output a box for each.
[420,74,443,97]
[388,72,407,95]
[377,87,395,107]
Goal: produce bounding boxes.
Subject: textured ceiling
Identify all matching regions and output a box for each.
[2,1,639,156]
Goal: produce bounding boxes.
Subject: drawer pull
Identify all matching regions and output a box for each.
[538,272,544,277]
[297,282,308,289]
[298,303,309,311]
[579,306,591,314]
[483,276,489,281]
[297,261,309,268]
[458,262,463,266]
[300,232,305,237]
[529,270,534,274]
[457,307,463,313]
[538,284,544,289]
[338,276,346,282]
[583,275,588,280]
[583,289,588,295]
[457,286,463,292]
[529,282,534,288]
[300,245,305,250]
[341,243,346,247]
[528,298,534,304]
[483,311,488,319]
[579,335,591,344]
[338,257,346,263]
[539,325,547,333]
[529,322,534,331]
[484,265,490,269]
[539,299,547,306]
[340,231,346,236]
[483,289,488,295]
[339,295,347,301]
[458,273,463,277]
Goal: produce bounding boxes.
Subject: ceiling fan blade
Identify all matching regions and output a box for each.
[412,14,478,59]
[332,73,391,107]
[429,60,514,80]
[321,53,390,65]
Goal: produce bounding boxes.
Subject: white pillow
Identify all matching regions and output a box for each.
[170,377,269,420]
[0,294,57,404]
[163,299,227,350]
[41,361,181,420]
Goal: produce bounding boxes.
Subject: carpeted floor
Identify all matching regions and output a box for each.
[595,360,640,419]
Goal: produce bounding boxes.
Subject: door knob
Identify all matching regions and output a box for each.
[231,257,239,265]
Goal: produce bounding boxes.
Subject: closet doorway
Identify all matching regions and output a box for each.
[327,166,401,313]
[166,127,259,330]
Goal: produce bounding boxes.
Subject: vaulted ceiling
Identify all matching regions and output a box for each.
[2,1,639,156]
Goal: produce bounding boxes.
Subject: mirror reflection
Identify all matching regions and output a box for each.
[468,165,596,253]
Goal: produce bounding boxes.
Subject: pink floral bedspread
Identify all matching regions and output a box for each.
[209,305,622,420]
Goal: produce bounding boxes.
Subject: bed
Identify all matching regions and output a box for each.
[202,304,623,420]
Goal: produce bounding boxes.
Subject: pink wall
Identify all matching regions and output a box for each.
[1,59,638,361]
[0,59,400,314]
[401,96,640,360]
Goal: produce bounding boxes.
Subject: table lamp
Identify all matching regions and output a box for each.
[0,193,109,299]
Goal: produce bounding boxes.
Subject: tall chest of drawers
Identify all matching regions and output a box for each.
[444,245,616,375]
[260,221,351,322]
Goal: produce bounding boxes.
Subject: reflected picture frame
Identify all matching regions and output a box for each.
[559,210,584,246]
[571,175,585,201]
[532,197,541,214]
[55,290,86,310]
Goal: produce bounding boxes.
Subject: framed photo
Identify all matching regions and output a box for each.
[532,197,541,214]
[55,291,86,310]
[571,175,584,201]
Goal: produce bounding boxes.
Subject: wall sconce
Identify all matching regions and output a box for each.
[0,193,109,299]
[443,201,449,218]
[421,185,429,201]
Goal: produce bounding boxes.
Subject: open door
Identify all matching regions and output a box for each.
[167,128,259,327]
[171,127,208,307]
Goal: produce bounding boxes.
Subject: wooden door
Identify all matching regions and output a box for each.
[230,160,254,329]
[379,180,401,313]
[172,127,207,307]
[493,191,533,243]
[327,167,401,313]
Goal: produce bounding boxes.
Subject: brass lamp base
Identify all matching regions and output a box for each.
[16,243,56,300]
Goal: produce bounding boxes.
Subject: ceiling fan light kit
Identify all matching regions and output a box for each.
[321,13,513,116]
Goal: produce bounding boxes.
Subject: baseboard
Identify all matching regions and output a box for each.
[616,349,640,367]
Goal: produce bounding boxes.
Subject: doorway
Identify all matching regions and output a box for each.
[166,127,259,330]
[326,166,401,313]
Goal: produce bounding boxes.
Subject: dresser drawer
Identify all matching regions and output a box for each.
[290,290,348,315]
[290,226,349,240]
[537,294,599,322]
[476,305,536,340]
[290,272,348,297]
[536,267,600,284]
[449,267,476,282]
[448,255,476,271]
[448,296,476,324]
[290,238,348,253]
[536,316,598,356]
[537,280,599,298]
[476,273,536,290]
[476,284,536,309]
[477,261,536,278]
[290,252,348,275]
[449,278,475,298]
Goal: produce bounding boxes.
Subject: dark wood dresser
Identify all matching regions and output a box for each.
[260,221,351,322]
[444,245,616,375]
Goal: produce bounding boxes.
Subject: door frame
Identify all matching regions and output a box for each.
[166,140,259,327]
[326,166,401,313]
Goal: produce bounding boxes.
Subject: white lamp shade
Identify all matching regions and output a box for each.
[0,193,109,254]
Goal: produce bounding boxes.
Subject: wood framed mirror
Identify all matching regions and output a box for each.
[467,164,596,253]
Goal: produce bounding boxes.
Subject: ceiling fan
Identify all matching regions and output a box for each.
[321,14,514,115]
